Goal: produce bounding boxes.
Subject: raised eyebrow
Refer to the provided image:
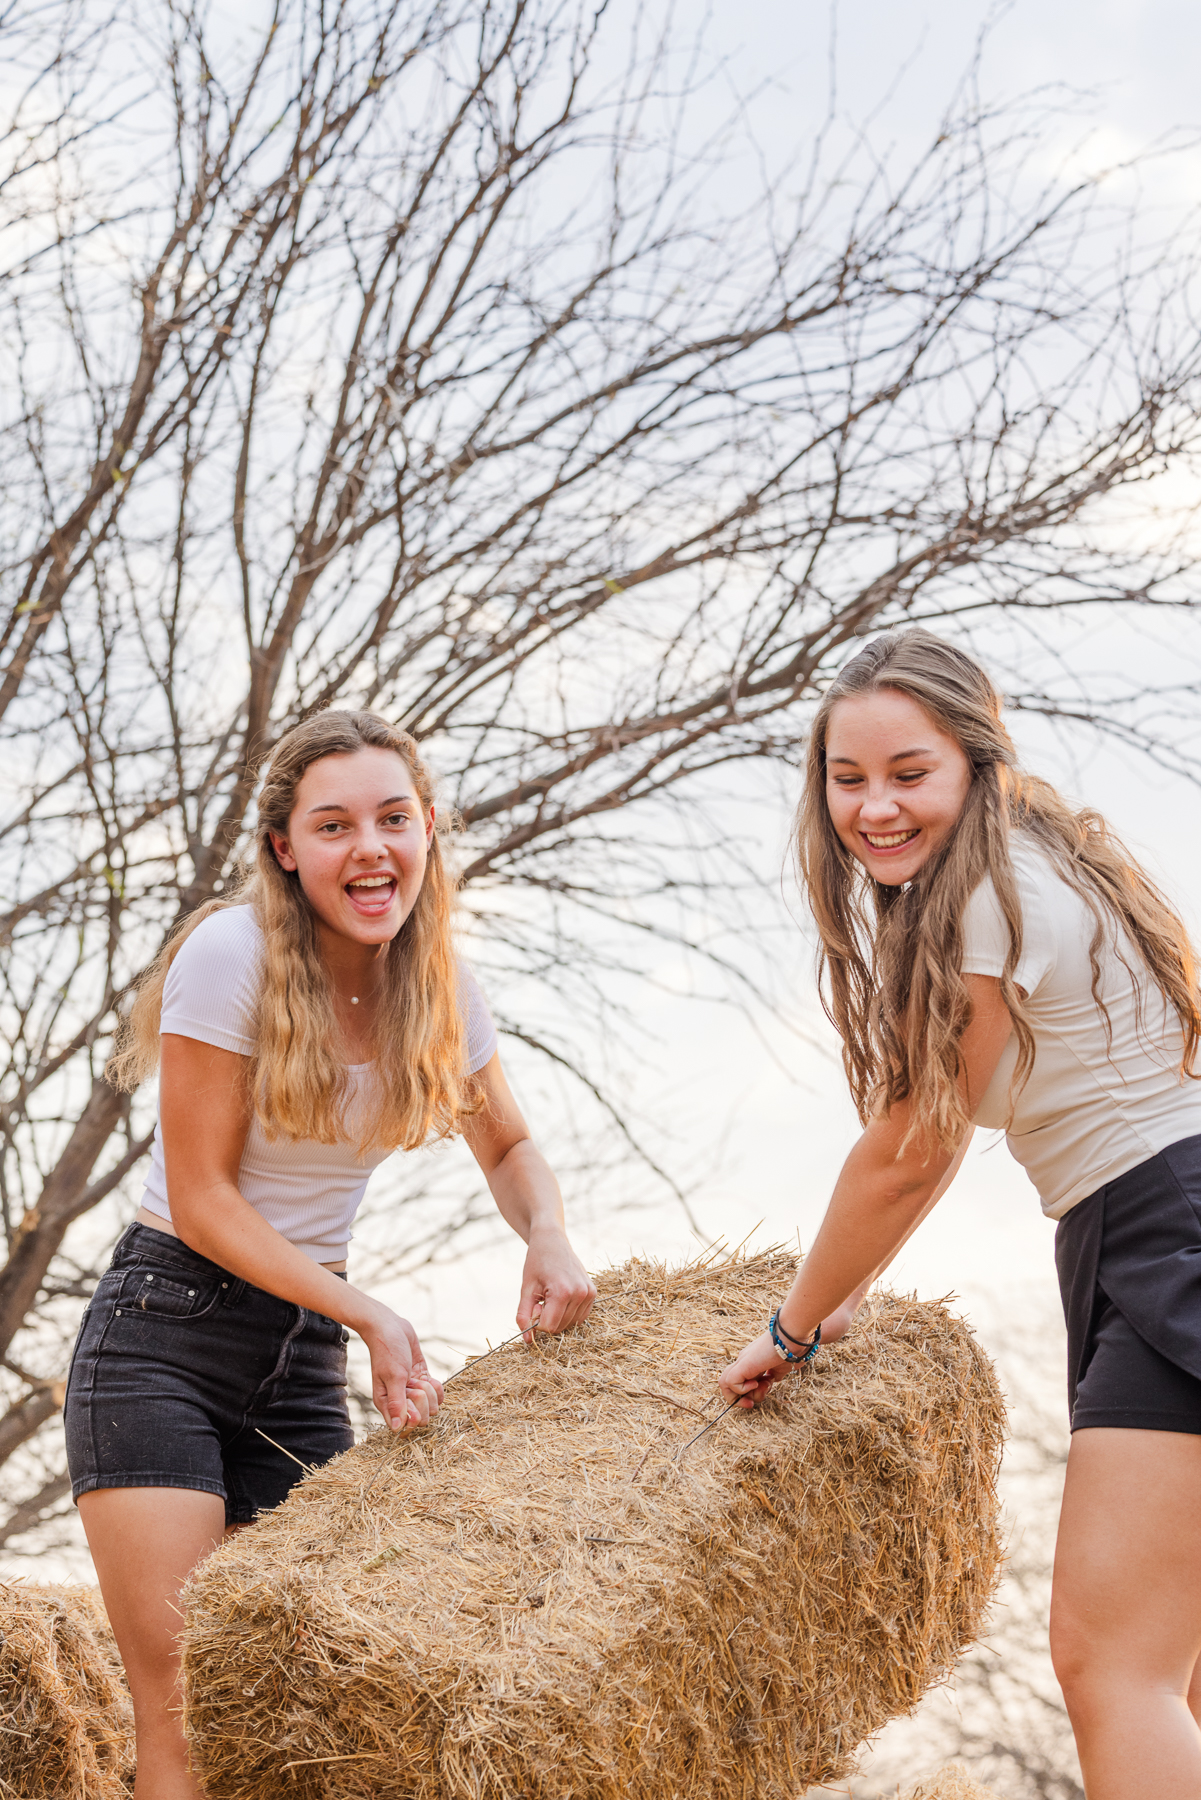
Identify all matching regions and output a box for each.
[306,795,413,815]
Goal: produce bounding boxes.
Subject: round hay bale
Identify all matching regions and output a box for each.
[181,1249,1005,1799]
[0,1582,134,1799]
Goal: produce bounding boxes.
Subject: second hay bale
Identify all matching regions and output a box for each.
[182,1249,1006,1799]
[0,1583,134,1799]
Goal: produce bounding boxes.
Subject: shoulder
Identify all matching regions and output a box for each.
[961,835,1062,993]
[960,869,1009,975]
[161,906,263,1054]
[176,903,263,957]
[168,905,264,985]
[1009,835,1095,944]
[1008,833,1067,899]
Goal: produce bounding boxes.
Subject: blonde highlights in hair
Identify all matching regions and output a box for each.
[109,712,479,1152]
[799,628,1201,1153]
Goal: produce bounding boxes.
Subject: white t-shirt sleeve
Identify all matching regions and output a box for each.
[960,876,1010,979]
[162,913,498,1071]
[960,857,1056,996]
[458,961,498,1073]
[159,907,263,1055]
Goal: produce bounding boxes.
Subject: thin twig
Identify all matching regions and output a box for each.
[673,1399,741,1461]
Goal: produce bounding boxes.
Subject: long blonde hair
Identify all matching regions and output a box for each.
[109,711,479,1152]
[799,628,1201,1152]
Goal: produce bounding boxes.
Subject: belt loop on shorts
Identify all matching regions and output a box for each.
[111,1223,141,1266]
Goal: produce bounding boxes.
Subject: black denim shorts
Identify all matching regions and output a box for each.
[65,1223,354,1525]
[1056,1132,1201,1435]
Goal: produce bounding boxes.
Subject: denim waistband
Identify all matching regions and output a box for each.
[112,1223,348,1284]
[114,1222,235,1278]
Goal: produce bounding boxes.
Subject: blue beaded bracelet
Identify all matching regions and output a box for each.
[768,1310,821,1364]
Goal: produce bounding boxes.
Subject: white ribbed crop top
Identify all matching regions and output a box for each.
[962,835,1201,1219]
[138,905,498,1259]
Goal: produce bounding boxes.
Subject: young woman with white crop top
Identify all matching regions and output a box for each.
[720,630,1201,1800]
[65,710,596,1800]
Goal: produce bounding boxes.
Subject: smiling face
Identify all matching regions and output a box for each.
[268,747,433,948]
[824,688,973,886]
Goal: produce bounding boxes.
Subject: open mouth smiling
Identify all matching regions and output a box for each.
[861,829,920,850]
[345,874,397,909]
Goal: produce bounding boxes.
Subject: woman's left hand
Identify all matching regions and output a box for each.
[719,1331,792,1409]
[518,1225,596,1338]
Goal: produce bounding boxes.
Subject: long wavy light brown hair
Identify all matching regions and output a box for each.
[109,711,479,1152]
[799,628,1201,1153]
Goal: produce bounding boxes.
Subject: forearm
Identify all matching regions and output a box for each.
[830,1130,974,1315]
[776,1131,957,1343]
[485,1137,567,1241]
[169,1181,383,1336]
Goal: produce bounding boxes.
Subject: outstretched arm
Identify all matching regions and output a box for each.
[721,974,1014,1405]
[818,1128,974,1343]
[461,1053,597,1337]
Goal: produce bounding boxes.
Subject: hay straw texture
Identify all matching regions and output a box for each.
[182,1250,1006,1799]
[898,1765,1005,1799]
[0,1583,134,1799]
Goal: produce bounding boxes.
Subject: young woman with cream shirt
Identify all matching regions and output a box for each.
[721,630,1201,1800]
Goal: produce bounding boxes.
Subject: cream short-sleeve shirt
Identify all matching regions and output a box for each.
[961,837,1201,1219]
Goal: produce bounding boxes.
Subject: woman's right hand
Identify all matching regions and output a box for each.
[361,1302,444,1430]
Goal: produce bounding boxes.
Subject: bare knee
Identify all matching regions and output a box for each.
[1049,1585,1135,1715]
[1053,1596,1197,1728]
[1049,1601,1094,1712]
[121,1630,182,1695]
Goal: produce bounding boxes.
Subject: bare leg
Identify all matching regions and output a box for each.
[1050,1428,1201,1800]
[79,1487,227,1800]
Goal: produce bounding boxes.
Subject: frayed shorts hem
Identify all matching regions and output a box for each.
[71,1471,231,1508]
[1071,1411,1201,1435]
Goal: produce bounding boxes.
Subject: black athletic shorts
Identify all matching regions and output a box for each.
[1056,1133,1201,1434]
[64,1223,354,1524]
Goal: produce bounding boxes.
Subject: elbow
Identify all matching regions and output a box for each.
[167,1209,208,1258]
[860,1130,951,1213]
[485,1132,535,1179]
[878,1183,925,1213]
[876,1167,940,1212]
[163,1184,228,1259]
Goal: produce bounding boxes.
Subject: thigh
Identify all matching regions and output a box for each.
[1052,1427,1201,1684]
[65,1233,311,1518]
[78,1487,226,1690]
